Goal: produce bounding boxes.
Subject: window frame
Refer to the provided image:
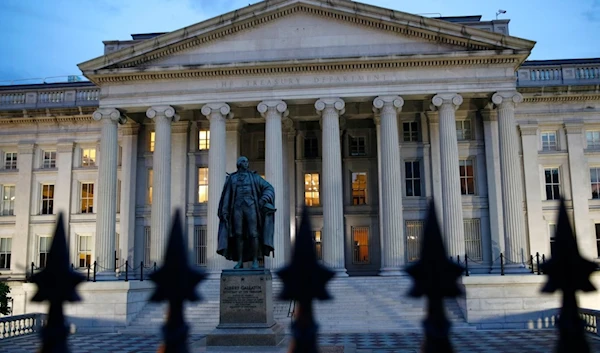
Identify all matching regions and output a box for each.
[198,167,208,204]
[303,136,319,159]
[541,131,558,151]
[81,148,96,167]
[0,237,11,269]
[77,234,92,268]
[591,167,600,199]
[313,230,322,261]
[38,236,51,268]
[4,152,17,170]
[351,171,368,205]
[147,169,153,205]
[80,182,94,214]
[149,131,156,152]
[402,121,419,142]
[194,225,207,266]
[459,159,476,195]
[42,150,57,169]
[455,119,472,141]
[351,226,370,265]
[586,131,600,150]
[404,160,422,197]
[304,173,320,206]
[349,135,367,156]
[1,185,15,216]
[198,130,210,151]
[544,167,561,200]
[40,184,55,215]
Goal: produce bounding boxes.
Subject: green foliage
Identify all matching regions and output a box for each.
[0,281,10,315]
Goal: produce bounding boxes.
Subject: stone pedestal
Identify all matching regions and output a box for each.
[207,269,284,346]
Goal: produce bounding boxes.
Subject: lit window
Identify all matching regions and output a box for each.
[456,120,472,141]
[304,173,320,206]
[198,168,208,203]
[42,151,56,168]
[403,122,419,142]
[199,130,210,150]
[39,236,51,268]
[406,221,424,262]
[257,140,265,159]
[80,183,94,214]
[459,160,475,195]
[405,161,421,197]
[194,225,207,266]
[147,169,153,205]
[0,238,11,269]
[78,235,92,268]
[4,152,17,170]
[351,172,367,205]
[1,185,15,216]
[541,132,557,151]
[352,227,370,264]
[349,136,366,156]
[587,131,600,150]
[304,137,318,158]
[41,184,54,214]
[81,148,96,167]
[544,168,560,200]
[313,230,322,261]
[149,132,155,152]
[591,168,600,199]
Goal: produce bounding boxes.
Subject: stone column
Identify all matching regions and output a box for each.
[481,107,505,261]
[373,114,384,269]
[226,120,242,173]
[425,110,443,224]
[315,98,347,276]
[202,103,231,272]
[432,94,465,258]
[283,118,295,260]
[373,96,405,274]
[565,123,596,259]
[492,92,527,266]
[93,108,126,272]
[258,100,288,269]
[119,124,139,265]
[146,105,179,264]
[13,143,35,278]
[170,122,189,225]
[520,124,546,256]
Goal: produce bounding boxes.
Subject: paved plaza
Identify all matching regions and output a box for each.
[1,330,600,353]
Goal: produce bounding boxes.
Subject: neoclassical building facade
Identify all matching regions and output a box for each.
[1,0,600,279]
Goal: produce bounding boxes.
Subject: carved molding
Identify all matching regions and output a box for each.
[522,95,600,103]
[315,98,345,116]
[146,105,180,123]
[0,116,94,125]
[519,124,538,136]
[431,93,463,111]
[93,108,127,124]
[492,91,523,106]
[257,100,289,119]
[201,103,233,120]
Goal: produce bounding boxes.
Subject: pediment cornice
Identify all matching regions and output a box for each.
[78,0,535,82]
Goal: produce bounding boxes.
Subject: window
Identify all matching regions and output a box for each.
[549,223,557,257]
[352,227,370,264]
[0,238,11,269]
[198,168,208,203]
[456,120,472,141]
[406,221,424,262]
[4,152,17,170]
[194,225,207,266]
[80,183,94,214]
[405,161,421,197]
[41,184,54,215]
[587,131,600,149]
[464,219,482,261]
[541,131,558,151]
[78,235,92,268]
[42,151,56,169]
[349,136,366,156]
[144,226,151,265]
[304,137,318,158]
[403,122,419,142]
[351,172,367,205]
[591,168,600,199]
[1,185,15,216]
[257,140,265,159]
[544,168,560,200]
[116,179,121,213]
[147,169,153,205]
[149,131,155,152]
[39,236,51,268]
[199,130,210,150]
[81,148,96,167]
[459,159,475,195]
[304,173,320,206]
[313,230,322,261]
[595,224,600,258]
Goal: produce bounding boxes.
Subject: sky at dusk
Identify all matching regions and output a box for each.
[0,0,598,83]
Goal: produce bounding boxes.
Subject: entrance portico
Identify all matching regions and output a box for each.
[78,0,535,275]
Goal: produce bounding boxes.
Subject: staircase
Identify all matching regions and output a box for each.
[120,276,471,334]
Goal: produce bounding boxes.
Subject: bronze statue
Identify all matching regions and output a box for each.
[217,156,276,269]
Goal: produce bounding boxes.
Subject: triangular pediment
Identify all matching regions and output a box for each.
[79,0,535,82]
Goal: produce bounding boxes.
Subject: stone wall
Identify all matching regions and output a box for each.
[457,273,600,329]
[8,281,155,333]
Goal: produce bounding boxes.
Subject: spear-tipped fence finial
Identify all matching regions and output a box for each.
[405,201,464,353]
[30,212,86,353]
[149,210,207,353]
[541,198,597,353]
[277,205,335,353]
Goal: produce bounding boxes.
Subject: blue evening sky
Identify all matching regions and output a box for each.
[0,0,598,83]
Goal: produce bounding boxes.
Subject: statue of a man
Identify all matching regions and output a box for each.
[217,156,276,269]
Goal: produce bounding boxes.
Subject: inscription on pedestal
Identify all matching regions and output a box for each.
[219,269,274,327]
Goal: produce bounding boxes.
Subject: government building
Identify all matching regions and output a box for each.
[1,0,600,308]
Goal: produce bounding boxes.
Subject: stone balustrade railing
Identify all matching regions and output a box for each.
[517,60,600,87]
[581,308,600,336]
[0,82,99,110]
[0,313,45,339]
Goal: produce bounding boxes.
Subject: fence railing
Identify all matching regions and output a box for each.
[0,313,45,339]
